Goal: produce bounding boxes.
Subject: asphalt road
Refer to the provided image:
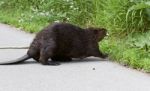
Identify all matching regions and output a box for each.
[0,23,150,91]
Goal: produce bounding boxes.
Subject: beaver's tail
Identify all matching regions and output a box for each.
[0,54,30,65]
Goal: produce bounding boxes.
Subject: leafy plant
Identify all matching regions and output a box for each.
[126,1,150,33]
[127,31,150,52]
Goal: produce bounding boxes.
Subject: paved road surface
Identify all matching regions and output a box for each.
[0,23,150,91]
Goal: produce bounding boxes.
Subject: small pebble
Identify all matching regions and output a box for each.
[92,68,95,70]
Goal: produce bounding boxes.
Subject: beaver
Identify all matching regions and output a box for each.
[0,22,107,65]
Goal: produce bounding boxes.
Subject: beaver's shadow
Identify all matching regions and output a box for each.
[19,57,108,65]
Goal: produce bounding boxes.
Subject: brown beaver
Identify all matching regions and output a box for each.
[0,22,107,65]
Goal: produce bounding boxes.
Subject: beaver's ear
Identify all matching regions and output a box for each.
[93,28,106,34]
[97,28,107,34]
[94,28,107,40]
[93,29,100,34]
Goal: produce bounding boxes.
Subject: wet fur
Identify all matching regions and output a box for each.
[1,23,107,65]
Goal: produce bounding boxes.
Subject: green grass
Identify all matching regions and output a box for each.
[94,0,150,72]
[0,0,150,72]
[0,0,94,32]
[0,10,47,32]
[100,32,150,72]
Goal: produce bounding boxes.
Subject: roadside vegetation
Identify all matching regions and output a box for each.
[0,0,150,72]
